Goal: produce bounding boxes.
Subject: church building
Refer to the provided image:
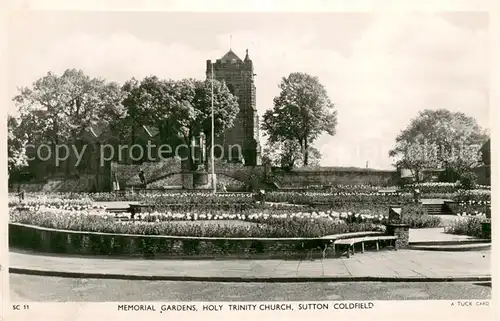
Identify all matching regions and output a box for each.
[206,49,262,166]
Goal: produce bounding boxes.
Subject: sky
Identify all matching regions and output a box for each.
[7,10,490,169]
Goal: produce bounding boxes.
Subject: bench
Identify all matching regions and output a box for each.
[319,231,385,241]
[333,236,398,258]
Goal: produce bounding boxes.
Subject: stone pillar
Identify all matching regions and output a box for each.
[193,171,209,187]
[200,133,206,163]
[209,173,217,191]
[385,223,410,249]
[181,172,193,189]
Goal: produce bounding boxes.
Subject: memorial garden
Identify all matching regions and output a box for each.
[8,181,491,259]
[7,65,492,261]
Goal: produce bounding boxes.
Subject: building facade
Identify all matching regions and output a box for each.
[206,49,262,166]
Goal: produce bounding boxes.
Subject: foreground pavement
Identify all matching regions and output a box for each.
[9,249,491,281]
[409,227,481,242]
[10,274,492,301]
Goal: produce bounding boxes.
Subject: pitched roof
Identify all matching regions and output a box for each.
[143,125,159,137]
[88,120,110,138]
[220,50,242,63]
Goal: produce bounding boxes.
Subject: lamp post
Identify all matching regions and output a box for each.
[211,63,216,193]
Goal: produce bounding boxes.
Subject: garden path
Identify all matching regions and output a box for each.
[95,201,139,209]
[10,249,490,280]
[409,228,480,243]
[421,198,453,204]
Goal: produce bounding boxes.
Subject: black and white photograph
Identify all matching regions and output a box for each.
[3,1,496,320]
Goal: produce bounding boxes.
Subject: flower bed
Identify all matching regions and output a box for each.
[10,207,383,238]
[127,207,441,229]
[407,182,490,194]
[9,195,442,258]
[453,189,491,203]
[453,200,491,217]
[132,203,257,213]
[408,182,459,194]
[265,191,414,206]
[8,195,97,210]
[9,223,386,259]
[9,200,441,238]
[90,191,255,203]
[16,190,417,210]
[327,185,398,192]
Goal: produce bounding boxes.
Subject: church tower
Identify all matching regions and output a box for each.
[206,49,261,166]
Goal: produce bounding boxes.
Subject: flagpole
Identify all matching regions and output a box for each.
[211,63,216,193]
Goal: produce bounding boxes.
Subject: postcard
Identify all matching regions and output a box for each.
[2,1,497,320]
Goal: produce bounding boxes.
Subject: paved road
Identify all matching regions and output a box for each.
[9,274,491,302]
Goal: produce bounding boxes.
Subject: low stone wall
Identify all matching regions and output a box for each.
[112,158,402,191]
[113,158,182,187]
[8,223,323,259]
[148,174,183,189]
[9,223,397,259]
[9,175,97,193]
[273,168,399,187]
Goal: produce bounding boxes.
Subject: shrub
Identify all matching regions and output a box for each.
[439,167,460,183]
[400,204,442,228]
[459,172,477,190]
[445,215,489,238]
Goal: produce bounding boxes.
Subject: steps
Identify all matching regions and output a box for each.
[409,238,491,252]
[106,207,130,215]
[107,208,129,213]
[422,203,454,215]
[410,239,491,246]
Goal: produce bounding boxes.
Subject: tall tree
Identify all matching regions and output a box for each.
[195,79,239,167]
[7,116,29,177]
[13,69,126,146]
[263,139,321,170]
[389,109,489,180]
[480,139,490,166]
[391,140,441,182]
[121,77,238,169]
[121,76,174,146]
[262,72,337,166]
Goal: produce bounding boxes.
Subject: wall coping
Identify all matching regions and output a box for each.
[385,223,410,227]
[9,222,381,242]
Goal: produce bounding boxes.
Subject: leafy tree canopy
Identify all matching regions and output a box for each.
[262,72,337,166]
[13,69,126,145]
[121,76,239,168]
[389,109,489,180]
[262,139,321,170]
[8,116,29,176]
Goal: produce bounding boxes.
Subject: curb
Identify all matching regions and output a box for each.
[409,240,491,246]
[9,267,492,283]
[408,244,491,252]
